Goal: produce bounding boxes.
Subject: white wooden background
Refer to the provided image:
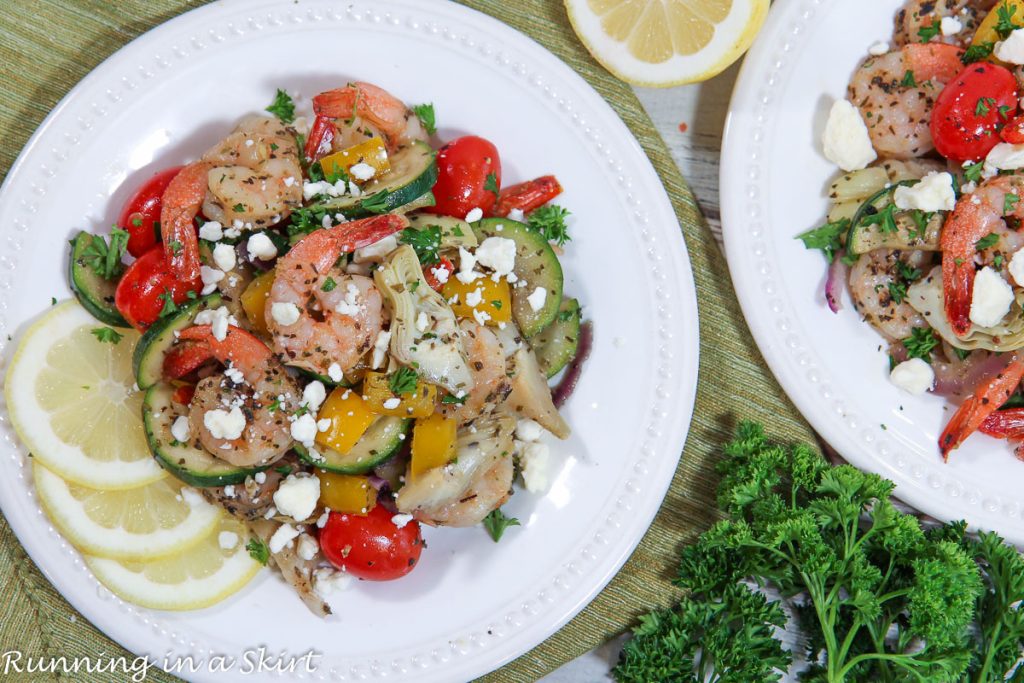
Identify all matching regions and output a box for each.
[539,67,741,682]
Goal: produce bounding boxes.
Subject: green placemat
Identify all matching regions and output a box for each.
[0,1,813,681]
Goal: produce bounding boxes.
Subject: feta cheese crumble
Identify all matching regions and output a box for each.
[475,236,517,278]
[464,207,483,223]
[526,286,548,312]
[290,413,319,446]
[822,100,877,172]
[371,329,392,369]
[382,397,401,410]
[456,247,482,284]
[268,523,301,553]
[391,513,414,529]
[296,533,319,561]
[313,567,352,600]
[996,28,1024,65]
[327,362,344,383]
[985,143,1024,176]
[203,406,246,440]
[868,41,890,56]
[193,306,237,342]
[1010,249,1024,286]
[515,418,544,443]
[520,441,551,492]
[170,416,190,443]
[212,242,236,272]
[301,380,327,413]
[349,162,376,181]
[893,172,956,212]
[198,220,223,241]
[200,265,224,295]
[971,266,1015,328]
[940,16,962,36]
[271,301,301,327]
[889,358,935,396]
[247,233,278,261]
[273,473,321,521]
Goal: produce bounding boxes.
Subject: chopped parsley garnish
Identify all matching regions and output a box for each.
[232,203,246,212]
[976,97,997,117]
[441,393,467,405]
[399,227,442,265]
[1000,104,1014,120]
[359,190,391,214]
[484,172,500,197]
[1005,193,1020,214]
[246,537,270,565]
[265,88,295,123]
[977,232,1001,251]
[861,203,899,234]
[90,327,123,344]
[411,103,437,136]
[267,397,283,413]
[388,367,419,396]
[156,289,179,319]
[964,161,985,183]
[896,261,922,282]
[527,204,572,246]
[954,346,972,361]
[491,300,502,309]
[321,277,337,292]
[482,508,520,542]
[917,20,941,42]
[887,281,908,304]
[909,210,933,240]
[963,41,995,64]
[796,219,849,263]
[168,239,183,255]
[557,308,577,322]
[903,326,939,361]
[80,228,129,280]
[996,0,1021,39]
[286,205,331,239]
[901,70,917,88]
[995,253,1006,269]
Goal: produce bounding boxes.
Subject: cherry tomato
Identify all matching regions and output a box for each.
[430,135,501,218]
[117,166,183,257]
[493,175,563,217]
[114,247,201,330]
[423,256,454,291]
[931,62,1019,163]
[318,506,424,581]
[1002,115,1024,144]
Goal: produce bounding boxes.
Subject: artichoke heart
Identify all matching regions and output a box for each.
[907,267,1024,352]
[374,245,474,393]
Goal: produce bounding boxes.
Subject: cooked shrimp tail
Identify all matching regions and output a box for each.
[939,355,1024,458]
[159,161,209,282]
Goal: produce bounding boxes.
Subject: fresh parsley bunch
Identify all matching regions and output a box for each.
[614,422,1024,683]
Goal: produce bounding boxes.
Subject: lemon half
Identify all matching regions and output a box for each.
[565,0,769,86]
[4,300,165,489]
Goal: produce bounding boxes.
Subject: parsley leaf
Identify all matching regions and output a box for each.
[996,0,1021,39]
[388,367,419,396]
[441,393,467,405]
[964,161,985,183]
[963,41,996,64]
[482,508,520,542]
[901,69,918,88]
[862,203,900,235]
[484,172,499,197]
[156,289,179,319]
[265,88,295,123]
[232,202,246,212]
[527,204,572,247]
[888,280,908,304]
[321,277,337,292]
[246,537,270,565]
[977,232,1001,250]
[977,97,996,117]
[90,327,124,344]
[903,326,939,360]
[80,228,129,280]
[796,219,849,263]
[1005,193,1020,214]
[917,19,941,42]
[399,227,442,266]
[411,103,437,136]
[896,261,922,282]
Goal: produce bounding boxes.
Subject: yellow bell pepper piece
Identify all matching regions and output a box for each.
[240,270,275,335]
[315,387,377,454]
[441,276,512,325]
[362,370,438,418]
[410,413,457,479]
[319,138,390,182]
[971,0,1024,64]
[319,472,376,515]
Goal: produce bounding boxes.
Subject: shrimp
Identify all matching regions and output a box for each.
[939,353,1024,458]
[848,43,964,159]
[849,249,935,341]
[894,0,997,46]
[441,321,511,424]
[161,115,303,281]
[395,414,515,527]
[176,324,301,467]
[311,82,428,153]
[942,175,1024,337]
[266,214,409,377]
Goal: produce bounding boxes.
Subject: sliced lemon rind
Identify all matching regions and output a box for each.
[84,545,263,611]
[564,0,769,87]
[4,301,166,489]
[34,463,221,561]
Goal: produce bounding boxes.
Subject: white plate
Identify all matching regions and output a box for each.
[722,0,1024,543]
[0,0,699,680]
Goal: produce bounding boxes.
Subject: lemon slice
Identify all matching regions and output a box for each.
[84,517,263,611]
[564,0,769,86]
[34,462,221,560]
[5,300,166,489]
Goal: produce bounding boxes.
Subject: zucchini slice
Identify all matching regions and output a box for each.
[295,416,410,474]
[318,142,437,218]
[143,383,265,487]
[68,231,128,327]
[532,298,581,378]
[472,217,563,337]
[845,182,942,256]
[133,293,223,390]
[406,214,478,250]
